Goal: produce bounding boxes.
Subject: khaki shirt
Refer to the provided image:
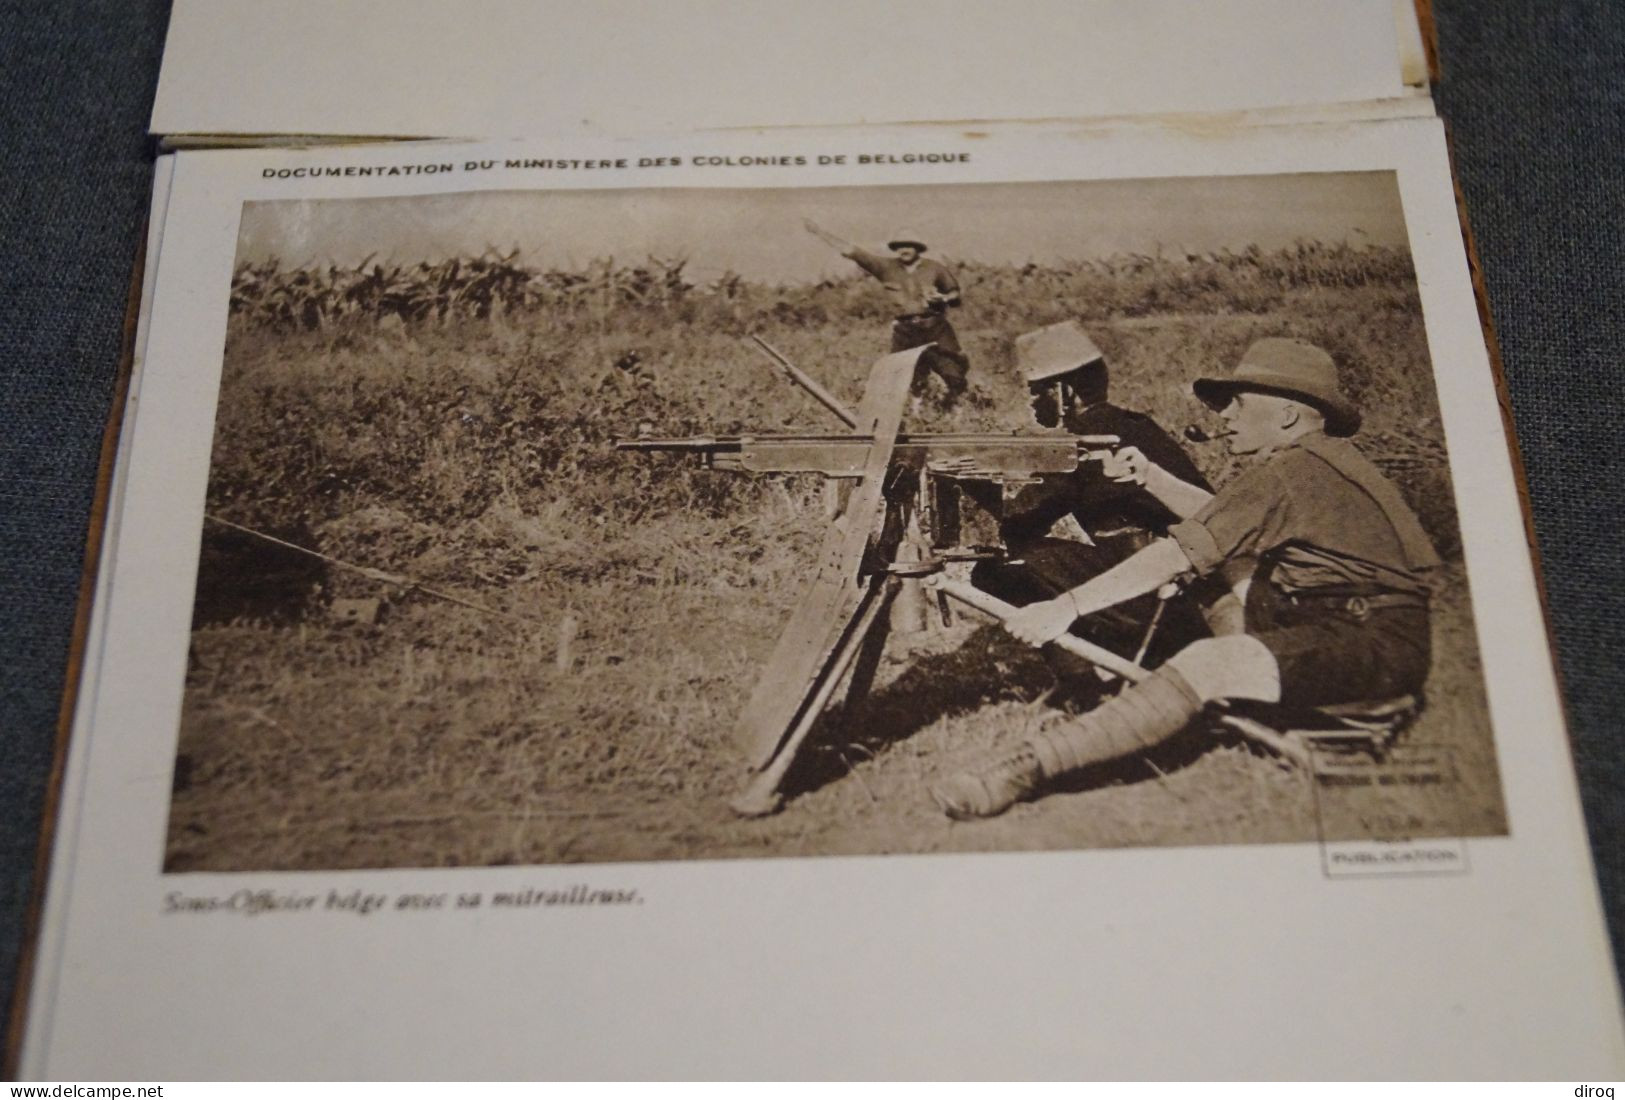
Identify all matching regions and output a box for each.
[844,248,961,317]
[1170,432,1441,597]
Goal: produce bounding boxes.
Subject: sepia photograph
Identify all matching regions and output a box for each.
[165,171,1508,872]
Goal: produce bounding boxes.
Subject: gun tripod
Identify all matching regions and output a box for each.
[618,342,1137,816]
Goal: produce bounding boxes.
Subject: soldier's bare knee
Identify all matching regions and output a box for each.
[1165,635,1281,703]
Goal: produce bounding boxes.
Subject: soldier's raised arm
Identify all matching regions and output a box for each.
[803,219,854,255]
[804,218,892,279]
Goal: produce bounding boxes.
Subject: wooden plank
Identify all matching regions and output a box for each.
[734,347,923,768]
[730,578,891,816]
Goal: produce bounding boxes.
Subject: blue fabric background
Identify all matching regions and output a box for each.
[2,0,1621,1067]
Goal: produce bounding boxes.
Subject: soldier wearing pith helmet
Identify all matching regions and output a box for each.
[933,336,1442,820]
[971,320,1217,679]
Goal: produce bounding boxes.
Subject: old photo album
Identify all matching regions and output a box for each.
[14,116,1625,1077]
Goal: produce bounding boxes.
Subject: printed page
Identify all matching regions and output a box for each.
[19,121,1625,1079]
[151,0,1412,141]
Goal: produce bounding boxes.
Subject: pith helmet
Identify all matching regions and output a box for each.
[887,228,928,252]
[1192,337,1361,436]
[1016,320,1106,384]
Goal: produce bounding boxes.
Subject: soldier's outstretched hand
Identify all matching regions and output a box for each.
[803,219,849,253]
[1005,597,1078,648]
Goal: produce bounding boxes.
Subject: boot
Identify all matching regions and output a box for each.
[931,666,1204,819]
[930,744,1045,821]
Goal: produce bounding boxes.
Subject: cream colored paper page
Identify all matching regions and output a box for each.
[1395,0,1431,86]
[151,0,1407,140]
[20,121,1624,1078]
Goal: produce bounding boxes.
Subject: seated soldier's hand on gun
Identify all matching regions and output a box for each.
[1100,445,1151,486]
[1005,595,1079,648]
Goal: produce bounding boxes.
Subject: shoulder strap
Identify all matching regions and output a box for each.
[1297,434,1442,569]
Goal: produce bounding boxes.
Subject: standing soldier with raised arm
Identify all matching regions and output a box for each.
[932,337,1441,819]
[804,219,971,407]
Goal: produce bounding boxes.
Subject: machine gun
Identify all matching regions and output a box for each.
[616,341,1141,816]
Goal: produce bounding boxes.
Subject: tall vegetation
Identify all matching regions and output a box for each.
[230,240,1417,332]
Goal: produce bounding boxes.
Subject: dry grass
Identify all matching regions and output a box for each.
[166,246,1506,872]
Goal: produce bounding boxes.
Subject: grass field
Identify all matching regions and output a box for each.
[165,243,1507,872]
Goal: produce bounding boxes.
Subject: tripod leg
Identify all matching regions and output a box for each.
[843,583,898,710]
[734,348,921,768]
[731,579,892,817]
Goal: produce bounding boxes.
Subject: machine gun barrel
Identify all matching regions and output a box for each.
[616,434,742,452]
[615,432,1120,477]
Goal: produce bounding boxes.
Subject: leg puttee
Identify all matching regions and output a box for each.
[931,666,1204,819]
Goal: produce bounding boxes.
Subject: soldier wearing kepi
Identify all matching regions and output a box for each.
[932,337,1442,819]
[971,320,1222,675]
[803,219,971,406]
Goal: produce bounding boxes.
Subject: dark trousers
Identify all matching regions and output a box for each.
[971,537,1207,679]
[1245,574,1431,709]
[891,313,969,395]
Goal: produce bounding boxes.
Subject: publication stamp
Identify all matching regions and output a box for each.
[1313,745,1470,878]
